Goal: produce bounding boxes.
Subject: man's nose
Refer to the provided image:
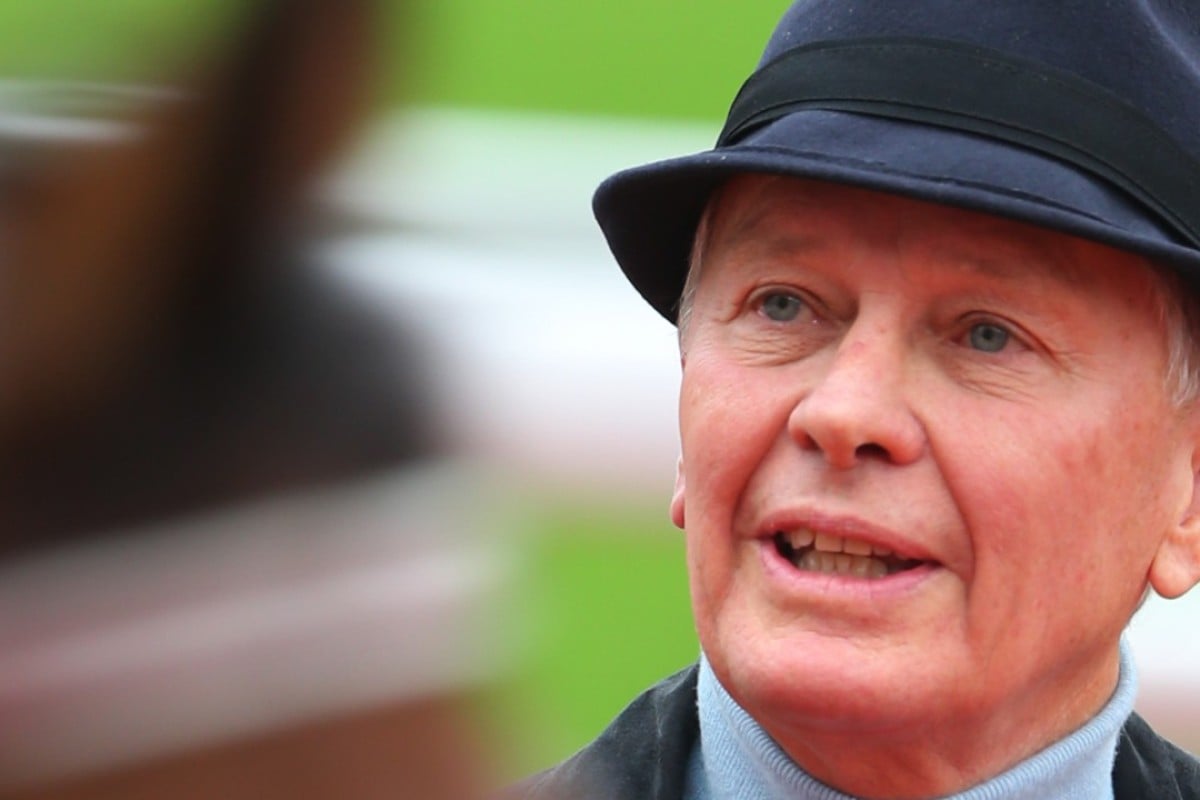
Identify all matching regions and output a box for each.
[786,324,926,470]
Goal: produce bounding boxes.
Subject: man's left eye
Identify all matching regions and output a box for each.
[967,322,1011,353]
[760,292,805,322]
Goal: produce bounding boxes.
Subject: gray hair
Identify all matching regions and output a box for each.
[1154,269,1200,407]
[675,201,714,346]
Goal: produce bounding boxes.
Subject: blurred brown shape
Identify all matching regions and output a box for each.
[0,1,499,797]
[13,696,489,800]
[0,0,434,552]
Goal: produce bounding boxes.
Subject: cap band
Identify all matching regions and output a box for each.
[719,37,1200,249]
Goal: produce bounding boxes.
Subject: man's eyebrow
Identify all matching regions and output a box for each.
[931,240,1089,288]
[745,234,831,262]
[718,208,831,261]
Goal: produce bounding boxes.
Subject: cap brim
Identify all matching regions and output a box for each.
[594,110,1200,322]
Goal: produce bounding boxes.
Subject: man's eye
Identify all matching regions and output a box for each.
[760,292,805,322]
[967,322,1011,353]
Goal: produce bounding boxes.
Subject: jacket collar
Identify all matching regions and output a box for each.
[517,663,1199,799]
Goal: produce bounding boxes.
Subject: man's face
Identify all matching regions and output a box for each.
[673,174,1200,777]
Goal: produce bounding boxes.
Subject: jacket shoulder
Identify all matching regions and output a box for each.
[505,664,700,800]
[1113,711,1200,799]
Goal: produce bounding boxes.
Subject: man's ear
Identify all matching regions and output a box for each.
[1149,435,1200,599]
[670,457,686,530]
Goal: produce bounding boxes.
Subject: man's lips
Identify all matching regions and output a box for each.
[773,529,925,578]
[756,511,939,581]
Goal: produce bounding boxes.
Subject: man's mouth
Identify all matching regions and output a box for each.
[773,530,925,578]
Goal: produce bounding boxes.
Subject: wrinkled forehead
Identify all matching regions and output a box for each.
[699,173,1164,296]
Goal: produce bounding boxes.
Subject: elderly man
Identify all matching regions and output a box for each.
[516,1,1200,799]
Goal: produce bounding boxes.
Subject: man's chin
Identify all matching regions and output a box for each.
[706,631,959,736]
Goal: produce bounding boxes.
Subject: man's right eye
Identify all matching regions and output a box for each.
[760,291,805,322]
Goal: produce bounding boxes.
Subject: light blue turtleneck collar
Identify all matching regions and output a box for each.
[685,640,1137,800]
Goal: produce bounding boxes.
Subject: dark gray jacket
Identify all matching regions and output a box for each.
[514,665,1200,799]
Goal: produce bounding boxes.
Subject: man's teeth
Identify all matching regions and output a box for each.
[784,529,893,558]
[778,529,907,578]
[798,549,889,578]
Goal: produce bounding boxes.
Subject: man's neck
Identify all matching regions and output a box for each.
[689,642,1136,799]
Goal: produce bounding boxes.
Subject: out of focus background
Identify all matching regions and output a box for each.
[1,0,1197,793]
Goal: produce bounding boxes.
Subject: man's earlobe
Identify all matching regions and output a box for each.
[1149,449,1200,599]
[670,458,686,529]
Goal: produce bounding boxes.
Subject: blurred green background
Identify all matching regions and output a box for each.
[489,496,695,778]
[0,0,788,780]
[0,0,787,119]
